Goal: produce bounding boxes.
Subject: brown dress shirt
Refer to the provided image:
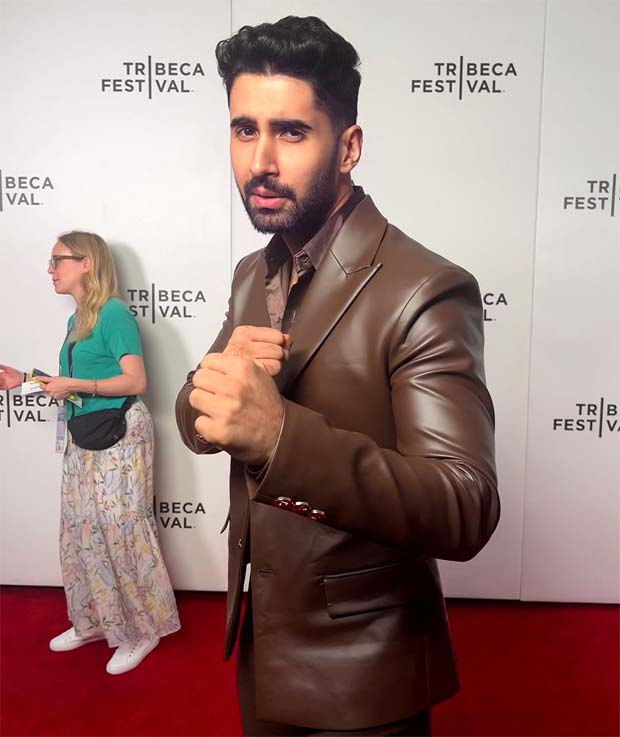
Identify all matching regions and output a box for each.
[263,186,366,333]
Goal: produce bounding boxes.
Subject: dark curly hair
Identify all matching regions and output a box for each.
[215,16,361,131]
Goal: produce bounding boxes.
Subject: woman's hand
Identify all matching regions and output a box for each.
[0,365,24,390]
[36,376,75,401]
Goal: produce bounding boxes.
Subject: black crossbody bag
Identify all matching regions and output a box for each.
[66,341,134,451]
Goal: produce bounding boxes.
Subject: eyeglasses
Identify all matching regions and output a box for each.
[48,256,84,269]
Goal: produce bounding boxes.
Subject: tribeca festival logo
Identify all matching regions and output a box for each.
[155,498,207,530]
[126,285,206,324]
[482,291,508,322]
[563,174,618,217]
[101,57,205,99]
[553,399,619,437]
[411,58,517,98]
[0,391,59,428]
[0,170,54,212]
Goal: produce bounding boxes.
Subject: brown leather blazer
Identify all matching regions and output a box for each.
[176,195,499,730]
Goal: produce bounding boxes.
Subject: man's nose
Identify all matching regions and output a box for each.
[249,137,278,178]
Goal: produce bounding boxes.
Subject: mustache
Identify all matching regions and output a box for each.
[244,176,296,201]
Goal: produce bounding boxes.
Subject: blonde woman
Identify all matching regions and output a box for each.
[0,231,180,674]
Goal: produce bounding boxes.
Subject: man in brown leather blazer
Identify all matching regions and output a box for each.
[176,15,499,736]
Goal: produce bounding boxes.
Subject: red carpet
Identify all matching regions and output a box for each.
[1,587,618,736]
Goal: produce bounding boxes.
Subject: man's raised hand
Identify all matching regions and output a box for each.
[222,326,292,376]
[190,352,284,465]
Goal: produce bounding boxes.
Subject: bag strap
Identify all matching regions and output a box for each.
[67,341,75,421]
[64,316,77,419]
[119,395,136,413]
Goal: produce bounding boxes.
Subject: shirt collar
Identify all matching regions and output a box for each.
[265,186,366,276]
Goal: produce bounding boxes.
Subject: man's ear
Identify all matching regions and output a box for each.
[339,125,363,174]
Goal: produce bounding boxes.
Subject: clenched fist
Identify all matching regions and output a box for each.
[189,352,284,465]
[223,326,292,377]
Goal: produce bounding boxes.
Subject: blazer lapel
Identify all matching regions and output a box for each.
[234,248,271,329]
[276,196,388,394]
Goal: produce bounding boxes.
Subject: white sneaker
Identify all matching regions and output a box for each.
[49,627,105,652]
[106,637,159,675]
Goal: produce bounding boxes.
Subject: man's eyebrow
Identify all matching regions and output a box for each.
[270,118,313,132]
[229,116,313,132]
[230,116,256,129]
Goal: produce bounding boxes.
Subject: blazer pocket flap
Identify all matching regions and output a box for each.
[322,561,428,619]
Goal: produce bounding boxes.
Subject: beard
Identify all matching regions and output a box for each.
[238,147,340,239]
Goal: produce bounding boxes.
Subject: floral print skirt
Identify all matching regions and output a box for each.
[60,399,180,647]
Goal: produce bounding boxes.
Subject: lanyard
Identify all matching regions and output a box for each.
[64,316,77,421]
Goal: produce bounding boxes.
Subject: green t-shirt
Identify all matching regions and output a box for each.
[59,298,142,417]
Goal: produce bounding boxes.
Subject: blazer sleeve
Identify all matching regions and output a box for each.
[175,303,233,454]
[247,267,500,562]
[175,256,248,454]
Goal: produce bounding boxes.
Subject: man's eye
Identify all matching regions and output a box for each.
[281,129,304,140]
[236,127,255,138]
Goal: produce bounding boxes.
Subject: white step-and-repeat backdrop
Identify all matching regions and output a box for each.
[1,0,618,603]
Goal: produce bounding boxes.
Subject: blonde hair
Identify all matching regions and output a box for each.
[57,231,119,342]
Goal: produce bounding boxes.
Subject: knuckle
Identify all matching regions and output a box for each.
[233,325,249,342]
[188,387,202,409]
[229,392,243,415]
[216,420,233,446]
[266,361,281,376]
[237,358,252,378]
[194,368,210,388]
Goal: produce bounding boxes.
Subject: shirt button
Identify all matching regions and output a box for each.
[273,496,293,510]
[307,509,326,522]
[237,538,243,548]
